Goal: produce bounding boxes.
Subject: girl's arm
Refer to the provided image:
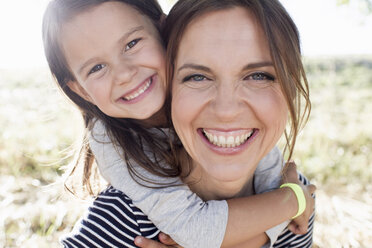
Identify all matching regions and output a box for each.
[90,121,314,248]
[91,121,227,248]
[136,167,315,248]
[135,233,268,248]
[222,160,315,247]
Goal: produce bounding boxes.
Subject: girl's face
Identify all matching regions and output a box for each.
[62,2,166,121]
[172,7,288,194]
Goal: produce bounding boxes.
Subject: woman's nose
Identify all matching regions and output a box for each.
[113,60,137,85]
[212,84,242,122]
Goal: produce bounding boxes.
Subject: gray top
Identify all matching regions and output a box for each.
[90,120,287,248]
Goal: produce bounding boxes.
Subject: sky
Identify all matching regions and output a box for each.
[0,0,371,69]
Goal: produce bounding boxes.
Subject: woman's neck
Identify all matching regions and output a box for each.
[182,154,255,201]
[188,176,255,201]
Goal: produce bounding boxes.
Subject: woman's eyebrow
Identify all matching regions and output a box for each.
[177,63,212,73]
[243,61,273,70]
[176,61,273,74]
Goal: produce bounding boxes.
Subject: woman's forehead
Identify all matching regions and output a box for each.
[176,7,271,69]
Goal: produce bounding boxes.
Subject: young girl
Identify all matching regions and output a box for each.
[42,0,315,247]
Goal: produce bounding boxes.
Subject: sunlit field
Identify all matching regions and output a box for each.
[1,56,371,247]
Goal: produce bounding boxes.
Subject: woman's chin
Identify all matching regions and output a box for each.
[203,162,256,184]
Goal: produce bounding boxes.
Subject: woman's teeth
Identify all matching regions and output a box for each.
[203,129,254,148]
[123,78,152,101]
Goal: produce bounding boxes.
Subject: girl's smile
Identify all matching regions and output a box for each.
[116,73,157,104]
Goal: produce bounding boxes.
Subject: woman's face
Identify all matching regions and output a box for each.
[172,7,288,190]
[63,2,166,121]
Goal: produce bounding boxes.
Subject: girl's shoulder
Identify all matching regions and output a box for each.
[89,118,172,144]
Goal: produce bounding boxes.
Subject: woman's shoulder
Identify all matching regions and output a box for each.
[60,186,160,247]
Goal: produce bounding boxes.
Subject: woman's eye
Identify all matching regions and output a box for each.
[125,38,141,51]
[245,72,275,82]
[182,74,208,82]
[88,64,106,75]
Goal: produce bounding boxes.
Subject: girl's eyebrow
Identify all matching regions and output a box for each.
[117,25,144,45]
[77,26,144,75]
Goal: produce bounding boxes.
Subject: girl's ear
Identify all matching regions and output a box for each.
[67,81,93,103]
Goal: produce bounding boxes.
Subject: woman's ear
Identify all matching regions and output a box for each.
[67,81,93,103]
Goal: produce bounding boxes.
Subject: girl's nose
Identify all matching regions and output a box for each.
[113,60,137,85]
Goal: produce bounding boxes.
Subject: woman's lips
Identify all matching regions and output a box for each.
[198,128,259,155]
[117,74,157,104]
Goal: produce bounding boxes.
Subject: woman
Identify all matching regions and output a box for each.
[57,0,315,247]
[140,0,314,247]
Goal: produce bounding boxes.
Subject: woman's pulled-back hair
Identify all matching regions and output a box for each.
[164,0,311,162]
[43,0,180,197]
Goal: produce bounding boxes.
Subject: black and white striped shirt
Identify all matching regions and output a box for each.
[61,174,314,248]
[61,187,160,248]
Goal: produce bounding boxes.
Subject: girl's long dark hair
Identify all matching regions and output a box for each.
[43,0,181,197]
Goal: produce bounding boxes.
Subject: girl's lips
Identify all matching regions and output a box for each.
[116,74,157,104]
[198,128,259,155]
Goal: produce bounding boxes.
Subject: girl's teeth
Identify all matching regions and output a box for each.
[124,78,152,101]
[203,130,254,148]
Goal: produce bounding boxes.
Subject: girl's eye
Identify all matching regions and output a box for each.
[125,38,141,51]
[182,74,209,82]
[88,64,106,75]
[245,72,275,82]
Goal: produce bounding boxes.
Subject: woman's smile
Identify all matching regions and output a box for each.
[171,7,288,192]
[199,128,259,154]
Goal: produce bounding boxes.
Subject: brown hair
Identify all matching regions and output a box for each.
[42,0,180,197]
[164,0,311,162]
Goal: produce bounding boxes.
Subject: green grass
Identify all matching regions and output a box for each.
[0,68,85,247]
[296,56,372,188]
[0,56,371,247]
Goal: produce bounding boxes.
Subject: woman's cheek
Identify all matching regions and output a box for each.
[172,87,205,152]
[172,89,194,131]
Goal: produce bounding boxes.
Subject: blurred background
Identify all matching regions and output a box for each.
[0,0,371,247]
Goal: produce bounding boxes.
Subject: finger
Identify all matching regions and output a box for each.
[286,160,297,169]
[283,161,296,173]
[306,184,317,194]
[289,222,307,235]
[287,222,299,235]
[135,236,166,248]
[298,223,308,234]
[282,161,299,181]
[159,233,177,245]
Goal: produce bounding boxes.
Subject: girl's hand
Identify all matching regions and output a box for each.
[282,161,316,235]
[135,233,182,248]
